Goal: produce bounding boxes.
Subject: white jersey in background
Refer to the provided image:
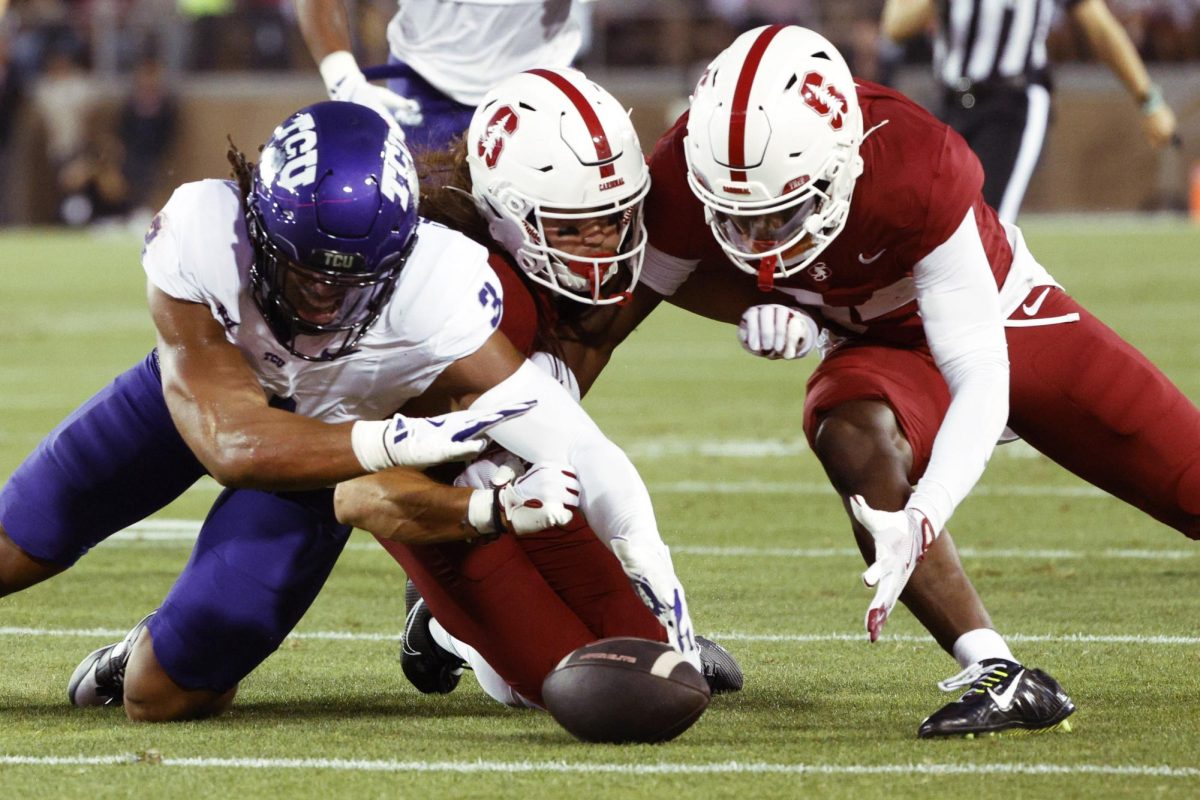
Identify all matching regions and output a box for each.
[386,0,592,105]
[141,179,501,423]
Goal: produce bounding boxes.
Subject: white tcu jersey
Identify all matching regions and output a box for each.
[142,179,503,423]
[386,0,589,105]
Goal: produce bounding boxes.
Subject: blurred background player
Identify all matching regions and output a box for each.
[881,0,1180,222]
[334,67,743,708]
[297,0,594,152]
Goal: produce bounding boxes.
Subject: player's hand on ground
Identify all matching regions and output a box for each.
[494,462,580,534]
[849,495,937,642]
[738,304,818,360]
[609,537,702,670]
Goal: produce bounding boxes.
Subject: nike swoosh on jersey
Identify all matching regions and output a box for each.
[857,250,886,264]
[986,669,1026,711]
[1021,287,1052,316]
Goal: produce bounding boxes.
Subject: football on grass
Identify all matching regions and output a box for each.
[542,637,711,743]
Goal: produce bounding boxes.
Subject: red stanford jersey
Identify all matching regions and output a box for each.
[646,80,1013,347]
[488,250,551,357]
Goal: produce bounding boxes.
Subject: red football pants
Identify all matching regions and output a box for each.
[804,287,1200,538]
[376,522,665,705]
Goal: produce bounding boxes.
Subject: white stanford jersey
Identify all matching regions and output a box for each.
[386,1,589,106]
[142,179,503,423]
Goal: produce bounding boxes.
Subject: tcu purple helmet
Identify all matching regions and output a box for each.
[246,101,419,360]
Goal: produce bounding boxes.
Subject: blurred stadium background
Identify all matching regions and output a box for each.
[1,0,1199,228]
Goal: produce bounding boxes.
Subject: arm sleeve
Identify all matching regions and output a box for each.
[468,360,699,662]
[907,207,1010,533]
[638,244,701,297]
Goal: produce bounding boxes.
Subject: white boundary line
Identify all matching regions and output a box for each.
[2,626,1196,646]
[110,521,1198,561]
[0,755,1197,777]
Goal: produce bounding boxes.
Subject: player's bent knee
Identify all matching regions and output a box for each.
[0,526,68,597]
[812,402,912,496]
[123,631,236,722]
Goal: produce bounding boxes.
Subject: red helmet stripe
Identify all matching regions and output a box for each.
[728,24,787,182]
[528,68,616,178]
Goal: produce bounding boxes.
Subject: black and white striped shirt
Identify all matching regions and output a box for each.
[933,0,1081,90]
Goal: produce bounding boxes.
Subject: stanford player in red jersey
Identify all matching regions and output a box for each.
[333,68,743,707]
[579,25,1200,738]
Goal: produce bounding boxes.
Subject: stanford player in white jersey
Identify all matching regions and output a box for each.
[576,25,1200,738]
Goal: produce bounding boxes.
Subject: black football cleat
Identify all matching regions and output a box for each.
[400,580,466,694]
[696,635,744,694]
[67,612,156,707]
[918,658,1076,738]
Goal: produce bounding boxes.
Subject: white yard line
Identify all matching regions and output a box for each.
[109,521,1198,561]
[0,754,1196,777]
[2,627,1196,646]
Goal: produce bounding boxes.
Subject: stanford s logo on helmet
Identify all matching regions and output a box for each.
[799,71,849,131]
[465,68,650,306]
[478,106,520,169]
[247,101,419,361]
[684,25,865,290]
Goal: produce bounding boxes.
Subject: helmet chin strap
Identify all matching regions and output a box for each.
[757,255,777,292]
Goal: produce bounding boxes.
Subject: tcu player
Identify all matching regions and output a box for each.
[334,68,742,708]
[0,100,701,722]
[584,25,1200,737]
[298,0,590,152]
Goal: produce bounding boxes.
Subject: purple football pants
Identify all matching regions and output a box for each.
[0,351,352,691]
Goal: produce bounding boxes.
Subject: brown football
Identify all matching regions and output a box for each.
[542,637,711,743]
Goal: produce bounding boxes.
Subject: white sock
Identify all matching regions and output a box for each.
[951,628,1016,668]
[428,618,539,709]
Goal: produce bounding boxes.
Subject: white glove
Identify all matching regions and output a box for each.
[351,401,536,472]
[497,462,580,534]
[463,460,579,537]
[738,304,819,360]
[455,446,528,491]
[850,495,938,642]
[319,51,424,127]
[609,537,702,670]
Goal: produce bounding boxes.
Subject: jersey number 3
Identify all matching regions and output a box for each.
[478,282,502,328]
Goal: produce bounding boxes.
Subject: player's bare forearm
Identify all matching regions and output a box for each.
[334,471,474,543]
[295,0,355,63]
[149,286,367,489]
[1072,0,1152,97]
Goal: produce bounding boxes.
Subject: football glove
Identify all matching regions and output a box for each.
[738,304,819,360]
[493,462,580,535]
[351,401,536,472]
[609,537,702,670]
[319,51,424,127]
[850,495,938,642]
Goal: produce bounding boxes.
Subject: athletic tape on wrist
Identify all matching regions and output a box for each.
[350,419,393,473]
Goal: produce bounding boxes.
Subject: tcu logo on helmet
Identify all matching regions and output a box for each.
[478,106,520,169]
[270,112,319,193]
[381,129,414,208]
[799,71,848,131]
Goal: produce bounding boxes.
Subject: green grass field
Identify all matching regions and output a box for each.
[1,219,1198,798]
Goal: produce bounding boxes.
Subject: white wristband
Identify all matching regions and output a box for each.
[467,489,498,534]
[318,50,364,95]
[350,419,393,472]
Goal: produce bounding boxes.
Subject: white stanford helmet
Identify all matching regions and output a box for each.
[685,25,865,289]
[466,68,649,305]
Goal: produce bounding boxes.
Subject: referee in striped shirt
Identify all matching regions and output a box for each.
[882,0,1178,222]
